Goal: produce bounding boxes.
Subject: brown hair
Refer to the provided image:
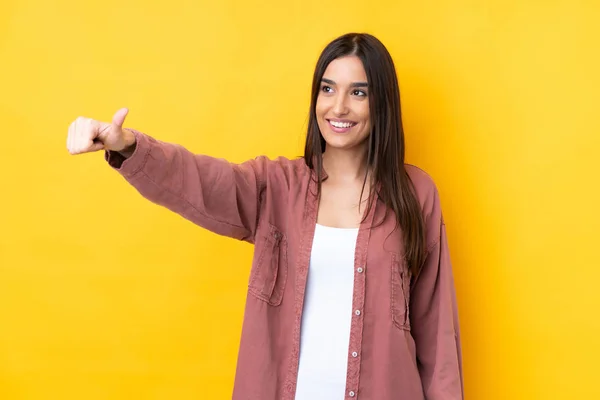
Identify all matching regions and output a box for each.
[303,32,427,276]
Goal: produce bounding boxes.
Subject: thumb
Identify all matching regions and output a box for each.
[111,107,129,129]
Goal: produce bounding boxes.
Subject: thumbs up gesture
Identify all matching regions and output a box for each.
[67,108,136,155]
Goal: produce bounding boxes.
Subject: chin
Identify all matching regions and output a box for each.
[322,134,367,151]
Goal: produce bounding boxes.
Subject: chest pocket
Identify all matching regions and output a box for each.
[248,222,288,306]
[391,252,411,331]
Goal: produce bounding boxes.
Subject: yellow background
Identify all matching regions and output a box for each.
[1,0,598,398]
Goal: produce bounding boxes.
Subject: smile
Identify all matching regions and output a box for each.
[328,119,357,128]
[327,119,357,133]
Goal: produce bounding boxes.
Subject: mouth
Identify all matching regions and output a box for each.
[327,119,358,133]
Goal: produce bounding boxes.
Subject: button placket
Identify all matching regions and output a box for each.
[346,250,369,400]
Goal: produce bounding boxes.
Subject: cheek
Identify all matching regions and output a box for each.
[315,97,327,118]
[359,104,371,127]
[315,101,327,132]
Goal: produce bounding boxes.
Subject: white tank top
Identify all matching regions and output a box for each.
[294,223,359,400]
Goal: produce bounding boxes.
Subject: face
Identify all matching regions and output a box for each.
[316,55,371,152]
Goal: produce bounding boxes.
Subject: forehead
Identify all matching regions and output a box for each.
[323,56,367,83]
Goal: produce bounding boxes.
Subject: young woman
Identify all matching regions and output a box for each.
[67,33,463,400]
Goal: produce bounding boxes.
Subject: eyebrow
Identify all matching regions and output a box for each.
[321,78,369,88]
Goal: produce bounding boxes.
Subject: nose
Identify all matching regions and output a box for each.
[332,93,349,116]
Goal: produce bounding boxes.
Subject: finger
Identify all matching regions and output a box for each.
[69,118,81,153]
[112,107,129,129]
[73,117,83,154]
[77,118,93,154]
[74,118,87,154]
[81,119,100,153]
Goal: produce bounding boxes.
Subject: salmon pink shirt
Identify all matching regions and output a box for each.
[105,129,464,400]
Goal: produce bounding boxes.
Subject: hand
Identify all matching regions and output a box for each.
[67,108,135,155]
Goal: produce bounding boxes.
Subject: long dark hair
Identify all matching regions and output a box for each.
[303,32,427,276]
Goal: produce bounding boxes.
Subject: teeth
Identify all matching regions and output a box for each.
[330,121,355,128]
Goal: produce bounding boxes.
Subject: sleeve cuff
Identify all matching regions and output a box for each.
[104,129,151,178]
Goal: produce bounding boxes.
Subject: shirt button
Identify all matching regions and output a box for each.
[355,310,361,316]
[352,351,358,357]
[349,391,356,397]
[357,267,363,273]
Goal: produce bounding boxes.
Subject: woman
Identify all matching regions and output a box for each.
[67,33,463,400]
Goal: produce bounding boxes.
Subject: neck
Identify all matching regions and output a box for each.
[322,145,370,183]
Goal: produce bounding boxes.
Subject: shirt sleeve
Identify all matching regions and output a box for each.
[104,128,267,243]
[410,215,464,399]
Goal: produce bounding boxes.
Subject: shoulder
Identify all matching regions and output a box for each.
[404,164,444,248]
[404,164,440,206]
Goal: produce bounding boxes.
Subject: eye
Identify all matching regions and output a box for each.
[352,89,367,97]
[321,85,333,93]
